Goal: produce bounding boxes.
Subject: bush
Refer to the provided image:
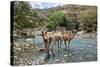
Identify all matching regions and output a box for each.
[46,11,69,30]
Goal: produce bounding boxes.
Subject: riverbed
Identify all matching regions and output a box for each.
[13,33,97,65]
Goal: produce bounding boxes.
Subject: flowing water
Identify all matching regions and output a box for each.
[15,34,97,65]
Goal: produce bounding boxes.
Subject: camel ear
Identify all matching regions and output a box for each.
[72,30,74,33]
[45,32,47,34]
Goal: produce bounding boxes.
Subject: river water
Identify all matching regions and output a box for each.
[15,34,97,65]
[30,34,97,65]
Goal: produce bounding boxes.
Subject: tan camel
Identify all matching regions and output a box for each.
[53,31,63,52]
[41,31,55,58]
[62,30,76,51]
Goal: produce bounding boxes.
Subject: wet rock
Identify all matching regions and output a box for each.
[64,54,68,57]
[69,54,72,56]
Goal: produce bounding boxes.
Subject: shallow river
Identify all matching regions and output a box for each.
[17,35,97,65]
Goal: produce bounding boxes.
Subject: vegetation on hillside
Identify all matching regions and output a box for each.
[13,1,97,32]
[79,9,97,32]
[46,11,69,30]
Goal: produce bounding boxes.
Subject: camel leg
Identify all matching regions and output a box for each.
[58,41,59,53]
[51,49,55,57]
[58,41,60,53]
[44,42,49,59]
[59,40,62,49]
[44,42,48,50]
[64,40,67,51]
[47,48,50,58]
[47,42,51,59]
[50,40,55,57]
[58,40,62,54]
[67,40,71,51]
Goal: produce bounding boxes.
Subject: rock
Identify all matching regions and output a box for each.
[13,40,36,65]
[77,31,85,35]
[64,54,68,57]
[17,48,21,51]
[69,54,72,56]
[26,38,33,44]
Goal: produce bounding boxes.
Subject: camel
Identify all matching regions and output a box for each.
[53,31,63,53]
[41,31,55,58]
[62,30,76,51]
[41,30,76,58]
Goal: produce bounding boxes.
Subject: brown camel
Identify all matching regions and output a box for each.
[62,30,76,51]
[53,31,63,53]
[41,31,55,58]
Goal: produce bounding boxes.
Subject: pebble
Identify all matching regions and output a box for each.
[17,48,21,51]
[69,54,72,56]
[64,54,67,57]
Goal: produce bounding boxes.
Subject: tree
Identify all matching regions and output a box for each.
[14,1,36,29]
[46,11,69,30]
